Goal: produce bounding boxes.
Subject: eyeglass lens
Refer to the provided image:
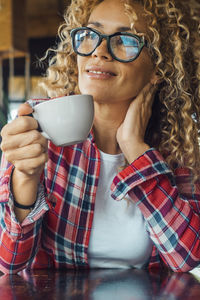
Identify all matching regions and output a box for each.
[73,28,141,61]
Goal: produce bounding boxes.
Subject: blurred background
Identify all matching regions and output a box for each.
[0,0,70,154]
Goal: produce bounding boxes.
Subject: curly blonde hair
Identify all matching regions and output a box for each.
[40,0,200,178]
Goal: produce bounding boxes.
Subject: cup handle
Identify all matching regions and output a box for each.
[40,131,50,140]
[27,113,50,140]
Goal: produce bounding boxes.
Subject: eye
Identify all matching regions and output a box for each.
[90,32,98,40]
[120,36,139,47]
[115,36,124,46]
[76,31,87,42]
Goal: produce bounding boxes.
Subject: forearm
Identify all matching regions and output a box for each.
[12,168,40,222]
[111,148,200,271]
[121,142,150,163]
[133,175,200,271]
[0,158,49,274]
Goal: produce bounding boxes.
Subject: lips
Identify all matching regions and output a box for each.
[86,66,117,76]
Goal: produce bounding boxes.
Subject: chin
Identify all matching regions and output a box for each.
[80,85,104,99]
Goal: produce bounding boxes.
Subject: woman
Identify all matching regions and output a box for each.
[0,0,200,274]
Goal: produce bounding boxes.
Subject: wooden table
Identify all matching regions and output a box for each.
[0,268,200,299]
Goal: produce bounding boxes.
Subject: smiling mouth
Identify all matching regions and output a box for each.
[87,70,116,76]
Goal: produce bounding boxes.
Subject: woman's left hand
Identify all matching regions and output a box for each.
[116,82,156,163]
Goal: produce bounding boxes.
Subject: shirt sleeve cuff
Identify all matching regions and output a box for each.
[111,148,173,201]
[3,166,50,234]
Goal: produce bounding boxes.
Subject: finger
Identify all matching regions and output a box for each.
[1,116,38,137]
[1,129,47,152]
[142,82,156,99]
[14,153,48,176]
[5,143,47,163]
[148,86,157,108]
[18,103,33,116]
[141,83,157,108]
[132,83,152,107]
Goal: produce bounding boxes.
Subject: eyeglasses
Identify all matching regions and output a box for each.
[70,27,149,63]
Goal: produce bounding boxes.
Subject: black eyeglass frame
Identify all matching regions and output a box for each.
[70,26,149,63]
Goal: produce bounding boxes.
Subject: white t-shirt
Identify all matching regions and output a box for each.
[88,150,153,269]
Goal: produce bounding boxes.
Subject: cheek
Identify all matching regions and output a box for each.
[126,60,154,90]
[77,55,81,68]
[118,66,153,99]
[77,56,81,76]
[77,56,86,92]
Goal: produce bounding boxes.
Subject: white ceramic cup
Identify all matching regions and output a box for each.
[32,94,94,146]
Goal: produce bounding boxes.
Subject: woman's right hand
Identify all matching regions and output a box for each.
[0,103,48,180]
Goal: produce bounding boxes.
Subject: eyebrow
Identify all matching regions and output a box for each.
[87,21,131,32]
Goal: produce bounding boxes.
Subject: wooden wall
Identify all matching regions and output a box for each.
[0,0,27,57]
[27,0,70,38]
[1,0,71,109]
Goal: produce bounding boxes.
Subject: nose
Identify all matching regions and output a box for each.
[91,39,113,61]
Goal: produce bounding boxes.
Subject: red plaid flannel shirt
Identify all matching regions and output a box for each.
[0,132,200,274]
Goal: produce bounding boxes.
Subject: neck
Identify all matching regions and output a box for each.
[93,101,130,154]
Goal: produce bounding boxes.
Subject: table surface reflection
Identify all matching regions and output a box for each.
[0,268,200,300]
